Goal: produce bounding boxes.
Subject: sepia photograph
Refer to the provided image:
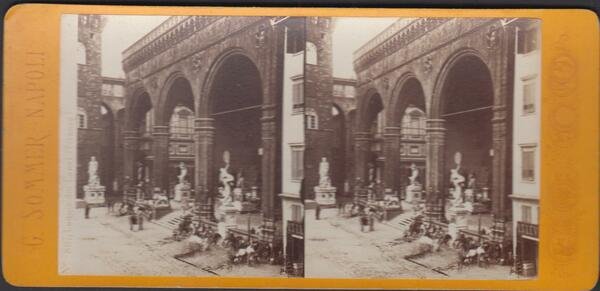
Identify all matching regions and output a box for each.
[59,14,306,277]
[58,13,541,280]
[303,17,541,279]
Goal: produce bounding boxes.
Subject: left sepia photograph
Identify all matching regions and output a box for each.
[58,14,305,277]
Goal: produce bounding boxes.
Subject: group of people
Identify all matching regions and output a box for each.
[453,233,513,269]
[173,215,283,267]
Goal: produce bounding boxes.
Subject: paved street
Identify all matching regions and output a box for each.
[62,206,283,277]
[305,207,517,279]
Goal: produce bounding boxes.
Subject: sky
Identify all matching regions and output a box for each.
[101,16,397,79]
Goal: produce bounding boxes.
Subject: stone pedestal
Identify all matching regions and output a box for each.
[405,184,423,203]
[446,204,469,230]
[314,186,336,206]
[173,183,191,202]
[83,185,106,205]
[216,206,238,230]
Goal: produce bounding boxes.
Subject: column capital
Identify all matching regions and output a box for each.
[354,131,371,141]
[194,117,215,132]
[383,126,402,137]
[492,105,508,124]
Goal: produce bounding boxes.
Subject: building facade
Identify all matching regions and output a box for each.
[76,15,126,200]
[352,18,531,239]
[120,16,309,241]
[279,18,305,276]
[509,19,541,276]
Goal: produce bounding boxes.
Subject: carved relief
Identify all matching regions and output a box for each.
[191,52,203,73]
[255,24,268,48]
[485,25,500,50]
[423,54,434,74]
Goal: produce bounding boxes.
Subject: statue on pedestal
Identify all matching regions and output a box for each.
[315,157,336,205]
[136,161,145,186]
[450,152,466,206]
[88,156,99,186]
[218,151,234,205]
[405,163,423,203]
[177,162,188,184]
[318,157,331,187]
[84,156,105,204]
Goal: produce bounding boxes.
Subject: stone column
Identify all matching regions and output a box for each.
[424,119,446,221]
[194,117,215,220]
[491,105,509,241]
[260,104,277,240]
[122,130,140,186]
[383,126,402,194]
[354,131,371,186]
[151,125,170,192]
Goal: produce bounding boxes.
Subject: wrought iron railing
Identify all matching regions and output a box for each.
[517,221,539,238]
[287,220,304,236]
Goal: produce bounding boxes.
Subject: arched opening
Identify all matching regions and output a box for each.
[392,77,427,197]
[162,77,196,196]
[365,93,384,186]
[330,104,346,196]
[440,55,494,208]
[99,104,115,197]
[209,54,263,202]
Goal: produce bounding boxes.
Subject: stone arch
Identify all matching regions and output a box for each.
[383,72,427,193]
[356,88,384,132]
[156,71,195,126]
[430,48,492,119]
[388,72,427,126]
[124,87,153,132]
[199,48,264,117]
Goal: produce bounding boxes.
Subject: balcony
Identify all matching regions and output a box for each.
[287,220,304,237]
[517,221,538,238]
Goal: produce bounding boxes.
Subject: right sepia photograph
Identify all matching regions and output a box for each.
[304,17,541,279]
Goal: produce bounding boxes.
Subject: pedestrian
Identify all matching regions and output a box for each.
[84,202,91,219]
[337,199,344,215]
[315,204,321,220]
[368,208,375,232]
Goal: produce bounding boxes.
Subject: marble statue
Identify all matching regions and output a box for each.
[177,162,188,184]
[219,151,234,204]
[136,162,144,185]
[450,152,465,204]
[88,156,99,186]
[409,163,419,186]
[318,157,331,187]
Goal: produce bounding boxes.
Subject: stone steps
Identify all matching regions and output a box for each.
[153,211,186,230]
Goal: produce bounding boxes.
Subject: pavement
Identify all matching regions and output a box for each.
[305,207,517,279]
[61,206,284,277]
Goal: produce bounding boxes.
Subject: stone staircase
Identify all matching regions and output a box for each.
[152,210,185,230]
[396,216,415,228]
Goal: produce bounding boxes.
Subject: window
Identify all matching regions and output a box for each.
[521,145,536,181]
[409,145,420,155]
[522,77,536,114]
[333,84,344,96]
[292,78,304,112]
[290,145,304,181]
[517,25,539,54]
[305,109,318,130]
[170,106,194,139]
[306,42,317,65]
[345,86,355,98]
[102,84,112,96]
[77,107,87,128]
[286,27,305,54]
[291,204,302,222]
[521,205,532,223]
